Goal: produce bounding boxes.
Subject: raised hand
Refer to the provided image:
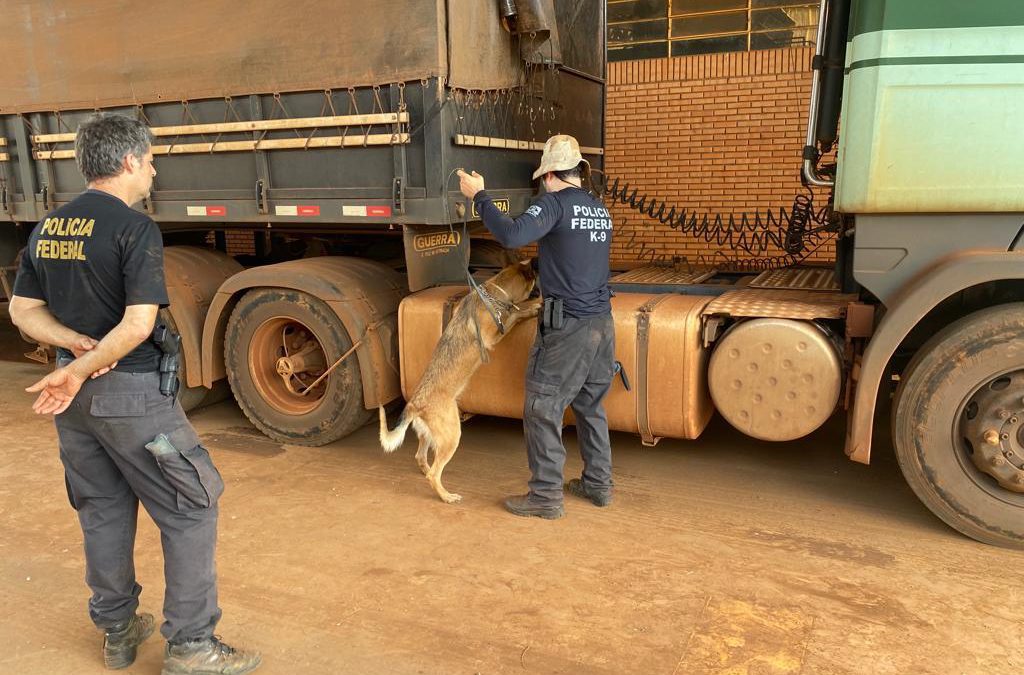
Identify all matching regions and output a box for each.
[457,169,485,199]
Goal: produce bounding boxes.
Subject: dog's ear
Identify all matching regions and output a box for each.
[501,248,524,266]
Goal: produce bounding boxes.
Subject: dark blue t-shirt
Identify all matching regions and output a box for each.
[473,187,612,317]
[13,190,169,371]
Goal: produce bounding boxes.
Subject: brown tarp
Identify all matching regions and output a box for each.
[446,0,522,90]
[0,0,449,113]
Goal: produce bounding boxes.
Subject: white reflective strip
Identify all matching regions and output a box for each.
[275,205,298,216]
[186,206,207,216]
[342,205,368,217]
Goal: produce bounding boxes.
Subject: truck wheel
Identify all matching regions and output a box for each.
[892,303,1024,549]
[224,288,370,445]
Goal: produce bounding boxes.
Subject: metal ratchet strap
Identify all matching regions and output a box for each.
[635,295,671,447]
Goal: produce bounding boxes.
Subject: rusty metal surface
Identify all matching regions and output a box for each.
[845,302,875,338]
[163,246,243,388]
[709,319,842,442]
[201,257,407,409]
[705,289,857,321]
[399,289,714,442]
[2,0,446,113]
[610,266,716,286]
[749,267,839,291]
[513,0,562,65]
[961,370,1024,493]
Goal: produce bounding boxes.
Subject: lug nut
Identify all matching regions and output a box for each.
[984,429,1000,446]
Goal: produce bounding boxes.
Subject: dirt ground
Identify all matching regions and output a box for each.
[0,310,1020,675]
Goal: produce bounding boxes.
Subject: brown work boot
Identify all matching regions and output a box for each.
[565,479,613,507]
[162,637,262,675]
[103,612,155,669]
[503,494,564,519]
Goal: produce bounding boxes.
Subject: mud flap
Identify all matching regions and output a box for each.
[403,224,469,291]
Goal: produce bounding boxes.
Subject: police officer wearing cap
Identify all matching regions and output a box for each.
[9,113,260,674]
[458,134,615,519]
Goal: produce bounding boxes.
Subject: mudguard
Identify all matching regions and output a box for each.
[199,257,407,410]
[847,250,1024,463]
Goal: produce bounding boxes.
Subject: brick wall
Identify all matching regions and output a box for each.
[207,230,255,256]
[605,46,835,268]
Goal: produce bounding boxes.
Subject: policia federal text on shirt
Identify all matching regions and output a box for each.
[458,134,616,520]
[9,113,261,674]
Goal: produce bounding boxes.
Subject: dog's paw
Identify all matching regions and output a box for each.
[441,492,463,504]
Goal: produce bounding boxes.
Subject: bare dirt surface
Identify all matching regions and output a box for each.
[0,311,1020,674]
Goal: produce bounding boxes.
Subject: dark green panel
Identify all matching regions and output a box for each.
[848,54,1024,71]
[850,0,1024,37]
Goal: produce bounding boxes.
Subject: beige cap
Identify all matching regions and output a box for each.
[532,134,590,180]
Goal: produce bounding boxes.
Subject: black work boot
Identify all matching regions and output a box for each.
[503,494,564,519]
[103,612,155,669]
[162,637,262,675]
[565,479,613,507]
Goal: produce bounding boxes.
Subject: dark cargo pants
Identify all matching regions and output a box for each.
[523,313,615,505]
[53,366,223,642]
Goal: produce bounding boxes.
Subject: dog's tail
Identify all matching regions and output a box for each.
[379,405,415,453]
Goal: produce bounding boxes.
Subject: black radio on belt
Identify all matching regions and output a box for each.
[541,297,564,330]
[151,324,182,398]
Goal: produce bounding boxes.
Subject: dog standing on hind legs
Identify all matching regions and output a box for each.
[379,260,539,503]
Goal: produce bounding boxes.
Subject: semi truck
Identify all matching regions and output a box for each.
[1,0,1023,549]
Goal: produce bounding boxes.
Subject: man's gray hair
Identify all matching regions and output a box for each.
[74,113,155,182]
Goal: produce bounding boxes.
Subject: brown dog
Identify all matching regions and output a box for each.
[379,260,539,503]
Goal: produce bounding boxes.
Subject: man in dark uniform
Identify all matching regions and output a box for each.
[458,134,615,520]
[9,113,260,674]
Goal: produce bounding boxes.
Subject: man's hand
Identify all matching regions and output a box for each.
[457,169,485,199]
[26,367,86,415]
[69,335,118,378]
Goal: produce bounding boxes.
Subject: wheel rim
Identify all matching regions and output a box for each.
[955,368,1024,503]
[247,316,330,415]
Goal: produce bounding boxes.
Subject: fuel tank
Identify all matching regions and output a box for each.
[398,287,714,443]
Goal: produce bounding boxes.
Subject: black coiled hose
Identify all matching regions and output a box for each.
[590,172,837,260]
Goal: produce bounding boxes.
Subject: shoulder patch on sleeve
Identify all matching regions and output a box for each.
[525,204,543,218]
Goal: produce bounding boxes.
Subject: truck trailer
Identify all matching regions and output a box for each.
[2,0,1023,548]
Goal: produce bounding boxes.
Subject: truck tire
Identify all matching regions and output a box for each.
[224,288,370,445]
[892,303,1024,549]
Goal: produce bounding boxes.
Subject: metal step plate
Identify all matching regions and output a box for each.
[704,289,856,321]
[749,267,839,292]
[610,266,717,286]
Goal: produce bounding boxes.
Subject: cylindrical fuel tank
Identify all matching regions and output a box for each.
[708,318,842,441]
[398,288,714,442]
